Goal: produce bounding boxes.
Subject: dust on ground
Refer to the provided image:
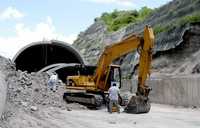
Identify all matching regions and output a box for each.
[2,104,200,128]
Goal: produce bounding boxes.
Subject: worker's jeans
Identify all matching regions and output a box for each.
[109,99,120,113]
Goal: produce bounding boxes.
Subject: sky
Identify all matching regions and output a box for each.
[0,0,171,58]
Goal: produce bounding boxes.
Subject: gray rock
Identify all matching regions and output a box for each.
[30,106,38,111]
[21,101,28,107]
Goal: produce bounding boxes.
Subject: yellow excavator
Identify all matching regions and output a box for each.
[63,26,154,114]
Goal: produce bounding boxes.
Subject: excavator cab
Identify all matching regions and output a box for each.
[107,65,122,89]
[106,65,128,106]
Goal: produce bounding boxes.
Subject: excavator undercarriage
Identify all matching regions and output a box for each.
[63,92,104,108]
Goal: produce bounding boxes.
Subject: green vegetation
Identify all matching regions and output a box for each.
[97,5,200,34]
[178,12,200,26]
[154,11,200,35]
[97,7,153,32]
[153,25,170,35]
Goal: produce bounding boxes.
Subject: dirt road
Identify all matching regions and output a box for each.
[3,104,200,128]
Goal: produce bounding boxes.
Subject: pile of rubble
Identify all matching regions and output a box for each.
[0,56,87,127]
[6,70,67,110]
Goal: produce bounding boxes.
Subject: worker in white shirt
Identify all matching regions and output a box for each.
[48,72,58,92]
[108,82,120,113]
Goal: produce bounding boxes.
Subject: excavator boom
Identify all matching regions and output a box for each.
[94,35,141,90]
[94,26,154,94]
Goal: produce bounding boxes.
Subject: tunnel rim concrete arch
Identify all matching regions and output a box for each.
[12,40,85,65]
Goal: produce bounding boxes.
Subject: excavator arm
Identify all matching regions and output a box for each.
[125,26,154,114]
[94,26,154,114]
[137,26,154,97]
[94,26,154,95]
[94,34,141,90]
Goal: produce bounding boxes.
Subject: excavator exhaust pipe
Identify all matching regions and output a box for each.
[124,95,151,114]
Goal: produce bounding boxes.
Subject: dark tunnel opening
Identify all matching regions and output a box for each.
[13,40,84,73]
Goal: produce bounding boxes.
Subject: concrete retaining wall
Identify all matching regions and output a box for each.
[122,75,200,107]
[0,72,7,117]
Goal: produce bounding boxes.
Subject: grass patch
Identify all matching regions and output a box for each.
[153,11,200,35]
[154,25,170,35]
[96,7,153,32]
[177,12,200,26]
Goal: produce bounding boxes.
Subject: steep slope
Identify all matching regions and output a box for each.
[73,0,200,77]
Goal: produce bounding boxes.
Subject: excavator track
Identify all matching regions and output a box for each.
[63,92,104,108]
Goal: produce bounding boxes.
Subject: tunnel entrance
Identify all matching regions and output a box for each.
[13,40,84,73]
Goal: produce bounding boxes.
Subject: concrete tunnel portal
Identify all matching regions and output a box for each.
[13,40,85,81]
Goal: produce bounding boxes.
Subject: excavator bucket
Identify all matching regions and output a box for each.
[124,95,151,114]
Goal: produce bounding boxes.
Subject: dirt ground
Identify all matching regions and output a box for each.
[1,104,199,128]
[0,54,200,128]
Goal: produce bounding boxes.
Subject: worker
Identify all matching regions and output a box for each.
[48,72,58,92]
[108,82,120,113]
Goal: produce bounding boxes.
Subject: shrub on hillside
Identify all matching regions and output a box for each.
[97,7,153,32]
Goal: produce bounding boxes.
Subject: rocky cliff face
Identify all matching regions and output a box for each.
[73,21,107,64]
[73,0,200,77]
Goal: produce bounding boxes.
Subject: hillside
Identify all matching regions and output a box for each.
[73,0,200,77]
